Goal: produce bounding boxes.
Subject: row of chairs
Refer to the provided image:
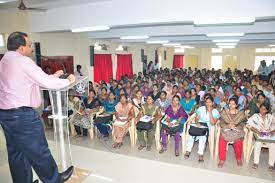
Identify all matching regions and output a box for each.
[69,106,266,164]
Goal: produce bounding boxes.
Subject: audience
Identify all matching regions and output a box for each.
[55,66,274,169]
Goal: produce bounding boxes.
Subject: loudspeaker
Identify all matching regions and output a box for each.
[164,50,167,60]
[34,42,41,67]
[141,49,145,62]
[90,46,94,66]
[155,49,158,62]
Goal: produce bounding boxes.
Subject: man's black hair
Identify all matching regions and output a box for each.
[7,32,28,51]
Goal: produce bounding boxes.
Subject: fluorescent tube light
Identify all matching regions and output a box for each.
[180,45,195,48]
[71,26,110,32]
[216,43,237,46]
[212,39,240,43]
[120,36,149,40]
[218,45,235,48]
[206,33,244,37]
[194,17,255,25]
[163,43,181,46]
[269,45,275,47]
[146,40,169,44]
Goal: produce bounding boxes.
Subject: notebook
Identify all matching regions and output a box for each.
[140,115,153,123]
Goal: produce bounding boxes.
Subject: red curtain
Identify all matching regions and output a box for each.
[116,54,133,80]
[173,55,185,69]
[94,54,113,83]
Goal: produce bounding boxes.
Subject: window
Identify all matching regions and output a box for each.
[255,48,275,53]
[211,56,222,70]
[254,56,275,71]
[0,34,4,47]
[212,48,222,53]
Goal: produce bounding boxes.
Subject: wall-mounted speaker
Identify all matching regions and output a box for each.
[164,50,167,60]
[34,42,41,67]
[141,49,145,62]
[90,46,94,66]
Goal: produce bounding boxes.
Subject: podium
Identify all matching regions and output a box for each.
[43,76,88,172]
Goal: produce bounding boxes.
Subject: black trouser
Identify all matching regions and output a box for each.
[0,107,60,183]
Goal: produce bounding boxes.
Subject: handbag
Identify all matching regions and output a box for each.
[136,121,153,131]
[72,113,92,129]
[188,123,209,136]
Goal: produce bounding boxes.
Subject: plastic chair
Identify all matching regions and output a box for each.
[112,106,138,147]
[214,124,249,161]
[182,113,216,159]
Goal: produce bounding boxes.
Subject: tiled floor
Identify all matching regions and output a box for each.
[0,128,274,183]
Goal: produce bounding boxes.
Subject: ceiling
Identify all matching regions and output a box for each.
[1,0,275,48]
[87,18,275,47]
[0,0,109,10]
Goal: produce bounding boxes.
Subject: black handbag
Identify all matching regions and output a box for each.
[136,121,153,131]
[188,123,209,136]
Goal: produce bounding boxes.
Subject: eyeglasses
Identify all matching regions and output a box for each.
[26,43,34,49]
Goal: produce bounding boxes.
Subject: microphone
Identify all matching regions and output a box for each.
[59,63,69,79]
[39,55,69,79]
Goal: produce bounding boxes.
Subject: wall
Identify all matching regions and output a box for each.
[157,47,275,71]
[2,27,274,78]
[0,10,30,54]
[29,32,159,82]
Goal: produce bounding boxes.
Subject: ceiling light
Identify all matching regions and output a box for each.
[216,43,237,46]
[206,33,244,37]
[120,36,149,40]
[71,26,110,32]
[163,43,181,47]
[212,39,240,43]
[269,45,275,47]
[218,45,235,48]
[146,40,169,44]
[194,17,255,25]
[0,0,17,3]
[180,45,195,48]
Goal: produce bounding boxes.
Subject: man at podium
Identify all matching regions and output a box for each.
[0,32,75,183]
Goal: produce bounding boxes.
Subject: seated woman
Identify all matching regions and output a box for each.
[132,90,145,109]
[73,90,100,137]
[180,90,197,115]
[248,93,268,117]
[112,94,134,148]
[159,95,188,156]
[149,84,161,101]
[98,87,108,105]
[185,95,220,162]
[247,103,275,171]
[94,91,118,138]
[218,96,247,168]
[191,88,200,106]
[136,95,162,151]
[155,91,171,111]
[235,87,247,111]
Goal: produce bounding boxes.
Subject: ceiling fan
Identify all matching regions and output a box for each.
[17,0,47,11]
